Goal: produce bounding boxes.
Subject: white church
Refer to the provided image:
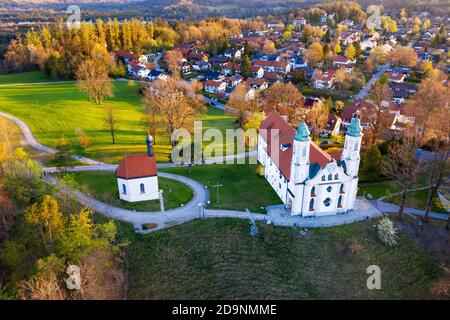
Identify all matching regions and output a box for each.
[257,111,363,216]
[116,134,159,202]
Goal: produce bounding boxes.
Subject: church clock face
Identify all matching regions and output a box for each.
[350,151,359,159]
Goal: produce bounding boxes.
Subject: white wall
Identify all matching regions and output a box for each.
[117,176,159,202]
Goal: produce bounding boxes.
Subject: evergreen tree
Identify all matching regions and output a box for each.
[240,55,252,78]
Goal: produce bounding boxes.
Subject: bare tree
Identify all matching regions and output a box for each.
[226,83,258,127]
[76,59,113,105]
[142,78,205,148]
[104,105,118,144]
[381,138,421,221]
[367,81,392,146]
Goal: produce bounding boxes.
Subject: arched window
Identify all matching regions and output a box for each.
[140,183,145,194]
[324,198,331,207]
[321,175,326,181]
[338,195,343,207]
[335,173,339,180]
[311,187,315,197]
[301,146,307,157]
[309,198,314,211]
[353,141,359,151]
[340,184,344,193]
[122,184,127,194]
[328,173,332,180]
[327,186,332,192]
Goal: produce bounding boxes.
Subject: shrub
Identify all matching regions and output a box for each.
[377,216,398,247]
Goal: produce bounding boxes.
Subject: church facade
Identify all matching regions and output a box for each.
[257,111,363,217]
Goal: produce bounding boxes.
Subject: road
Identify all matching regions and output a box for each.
[354,62,391,100]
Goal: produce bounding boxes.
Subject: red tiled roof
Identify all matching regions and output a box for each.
[205,80,223,87]
[246,77,266,86]
[260,111,333,180]
[116,154,157,179]
[112,50,134,59]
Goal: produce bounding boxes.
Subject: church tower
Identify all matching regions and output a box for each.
[342,113,363,177]
[290,121,311,184]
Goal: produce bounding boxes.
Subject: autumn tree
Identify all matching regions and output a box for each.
[164,49,183,80]
[305,102,329,140]
[381,138,421,221]
[262,82,305,124]
[389,45,418,67]
[226,83,258,127]
[345,44,356,60]
[76,59,113,105]
[143,78,205,148]
[103,105,118,145]
[306,42,323,66]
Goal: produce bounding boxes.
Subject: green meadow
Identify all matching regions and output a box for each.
[0,72,237,164]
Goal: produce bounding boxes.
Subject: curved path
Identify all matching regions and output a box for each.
[3,111,446,235]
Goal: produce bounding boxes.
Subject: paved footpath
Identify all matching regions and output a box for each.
[3,111,447,235]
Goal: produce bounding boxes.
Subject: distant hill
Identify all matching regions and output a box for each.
[0,0,146,4]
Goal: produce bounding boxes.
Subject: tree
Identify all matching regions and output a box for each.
[381,138,421,221]
[306,42,323,66]
[345,44,356,60]
[407,71,450,222]
[361,145,382,181]
[334,43,342,54]
[103,105,118,145]
[55,135,72,168]
[377,216,398,247]
[24,195,65,255]
[240,55,252,78]
[164,50,183,80]
[143,78,205,148]
[366,82,392,146]
[262,82,305,124]
[305,102,329,140]
[76,59,113,105]
[226,83,258,127]
[388,45,418,67]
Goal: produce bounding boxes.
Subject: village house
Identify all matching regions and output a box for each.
[267,20,285,29]
[224,48,242,60]
[253,59,291,75]
[386,72,406,83]
[257,111,362,216]
[332,56,354,73]
[311,69,336,89]
[147,69,168,82]
[204,80,227,94]
[246,77,268,91]
[252,65,265,78]
[325,113,342,136]
[225,75,243,88]
[116,134,159,202]
[292,17,307,27]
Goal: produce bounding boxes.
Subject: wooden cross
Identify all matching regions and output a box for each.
[213,181,223,205]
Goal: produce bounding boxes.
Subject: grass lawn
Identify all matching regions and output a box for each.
[0,71,51,85]
[117,217,441,299]
[384,189,448,214]
[357,182,399,199]
[58,171,193,212]
[0,72,238,164]
[161,164,282,212]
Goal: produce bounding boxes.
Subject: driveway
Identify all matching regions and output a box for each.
[354,63,391,100]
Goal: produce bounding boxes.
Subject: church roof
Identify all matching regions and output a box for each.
[116,154,157,180]
[260,111,333,181]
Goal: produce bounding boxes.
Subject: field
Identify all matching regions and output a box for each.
[161,164,282,212]
[58,171,193,212]
[118,217,443,299]
[0,70,50,85]
[0,72,238,164]
[357,181,399,199]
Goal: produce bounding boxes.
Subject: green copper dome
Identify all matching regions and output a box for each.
[347,114,363,137]
[295,122,311,142]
